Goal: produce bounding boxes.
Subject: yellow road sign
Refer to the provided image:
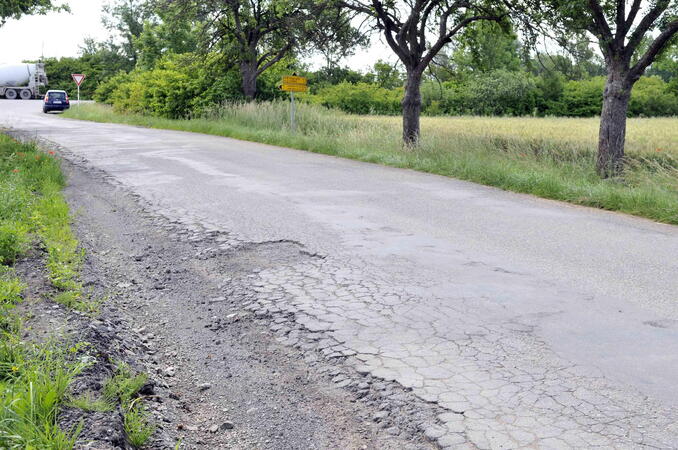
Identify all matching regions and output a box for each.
[282,75,307,85]
[281,83,308,92]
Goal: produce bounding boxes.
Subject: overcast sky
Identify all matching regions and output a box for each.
[0,0,109,64]
[0,0,391,70]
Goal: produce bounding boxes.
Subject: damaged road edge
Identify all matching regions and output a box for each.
[0,132,167,449]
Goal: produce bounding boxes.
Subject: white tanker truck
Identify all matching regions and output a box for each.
[0,63,48,100]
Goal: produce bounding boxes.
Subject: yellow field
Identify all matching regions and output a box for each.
[369,116,678,156]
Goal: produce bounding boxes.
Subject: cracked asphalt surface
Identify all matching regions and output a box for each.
[3,100,678,448]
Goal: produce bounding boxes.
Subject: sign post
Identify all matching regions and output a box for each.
[71,74,86,107]
[281,75,307,133]
[290,91,296,133]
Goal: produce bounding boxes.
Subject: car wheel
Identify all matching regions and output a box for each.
[43,108,48,113]
[19,89,32,100]
[5,89,18,100]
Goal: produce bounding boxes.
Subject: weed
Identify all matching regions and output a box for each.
[123,400,155,448]
[102,363,154,447]
[67,391,115,412]
[0,341,86,448]
[102,363,148,406]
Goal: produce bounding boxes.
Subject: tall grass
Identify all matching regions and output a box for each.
[64,103,678,224]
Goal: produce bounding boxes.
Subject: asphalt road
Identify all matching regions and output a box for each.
[3,100,678,447]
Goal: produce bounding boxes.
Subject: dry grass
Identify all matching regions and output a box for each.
[371,115,678,157]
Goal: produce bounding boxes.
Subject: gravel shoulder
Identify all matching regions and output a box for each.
[56,151,439,449]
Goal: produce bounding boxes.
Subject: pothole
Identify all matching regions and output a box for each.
[218,240,317,274]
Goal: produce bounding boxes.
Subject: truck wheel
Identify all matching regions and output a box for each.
[19,89,32,100]
[5,89,18,100]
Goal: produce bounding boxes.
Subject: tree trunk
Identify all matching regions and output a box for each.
[597,71,632,178]
[240,61,258,100]
[402,70,423,147]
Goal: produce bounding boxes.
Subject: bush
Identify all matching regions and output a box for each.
[106,67,200,119]
[545,76,678,117]
[548,77,605,117]
[628,76,678,117]
[91,49,678,119]
[310,82,402,115]
[94,72,132,104]
[427,70,538,116]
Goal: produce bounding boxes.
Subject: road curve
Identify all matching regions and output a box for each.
[3,100,678,448]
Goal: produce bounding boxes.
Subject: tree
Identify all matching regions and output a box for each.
[0,0,66,26]
[309,6,368,68]
[647,41,678,82]
[134,17,200,70]
[102,0,153,65]
[538,0,678,177]
[368,59,403,89]
[453,21,522,75]
[344,0,507,145]
[173,0,362,99]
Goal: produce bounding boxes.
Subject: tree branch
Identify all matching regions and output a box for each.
[586,0,614,52]
[256,43,292,74]
[421,13,502,70]
[628,19,678,81]
[624,0,642,32]
[626,0,670,53]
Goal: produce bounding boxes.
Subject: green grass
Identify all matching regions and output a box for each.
[0,135,155,448]
[0,135,93,312]
[66,363,155,448]
[64,102,678,225]
[0,337,85,449]
[0,134,94,448]
[123,401,155,448]
[0,266,86,448]
[67,391,115,412]
[102,363,147,406]
[102,363,154,448]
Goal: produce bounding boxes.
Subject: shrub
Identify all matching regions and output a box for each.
[628,76,678,117]
[310,82,402,115]
[94,72,133,104]
[440,70,538,116]
[549,77,605,117]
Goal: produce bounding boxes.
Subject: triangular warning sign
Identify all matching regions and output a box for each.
[71,74,86,86]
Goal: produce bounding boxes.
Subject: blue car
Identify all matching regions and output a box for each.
[43,90,70,113]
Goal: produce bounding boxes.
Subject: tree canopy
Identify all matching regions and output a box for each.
[0,0,67,26]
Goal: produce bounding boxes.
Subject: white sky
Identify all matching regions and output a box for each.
[0,0,392,71]
[0,0,109,64]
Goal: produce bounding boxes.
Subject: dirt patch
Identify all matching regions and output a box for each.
[14,248,171,449]
[52,154,438,449]
[5,129,441,449]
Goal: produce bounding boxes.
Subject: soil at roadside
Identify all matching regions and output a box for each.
[31,146,443,449]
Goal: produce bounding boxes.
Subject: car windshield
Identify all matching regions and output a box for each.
[48,92,66,100]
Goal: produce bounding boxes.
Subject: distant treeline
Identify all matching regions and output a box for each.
[307,73,678,117]
[87,55,678,119]
[39,5,678,119]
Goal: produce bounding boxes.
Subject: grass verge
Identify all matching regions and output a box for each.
[0,135,93,312]
[0,134,89,447]
[0,134,155,448]
[64,103,678,225]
